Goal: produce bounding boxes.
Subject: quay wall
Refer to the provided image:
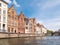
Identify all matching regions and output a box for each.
[0,33,43,38]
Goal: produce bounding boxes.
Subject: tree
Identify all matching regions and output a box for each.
[45,30,53,36]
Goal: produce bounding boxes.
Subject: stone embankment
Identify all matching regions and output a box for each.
[0,32,43,39]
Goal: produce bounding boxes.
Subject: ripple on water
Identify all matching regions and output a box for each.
[0,36,60,45]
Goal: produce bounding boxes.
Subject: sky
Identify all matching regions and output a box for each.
[4,0,60,31]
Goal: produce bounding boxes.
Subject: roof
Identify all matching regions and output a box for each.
[0,0,8,4]
[18,11,26,18]
[24,18,29,22]
[8,4,14,11]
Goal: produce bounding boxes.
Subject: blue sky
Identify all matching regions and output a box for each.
[4,0,60,31]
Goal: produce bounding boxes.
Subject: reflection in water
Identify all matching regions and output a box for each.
[8,38,25,45]
[0,36,60,45]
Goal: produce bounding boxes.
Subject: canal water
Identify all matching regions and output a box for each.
[0,36,60,45]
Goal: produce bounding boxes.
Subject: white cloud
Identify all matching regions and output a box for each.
[4,0,12,4]
[37,20,43,24]
[13,0,20,7]
[42,0,60,9]
[37,17,60,31]
[30,0,60,10]
[30,0,60,31]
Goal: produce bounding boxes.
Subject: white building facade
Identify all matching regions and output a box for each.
[35,24,47,34]
[25,19,29,33]
[0,0,8,32]
[25,18,30,33]
[42,28,47,34]
[36,26,41,34]
[25,18,36,34]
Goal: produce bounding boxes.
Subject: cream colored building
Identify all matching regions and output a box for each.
[40,25,47,34]
[35,23,42,34]
[35,23,47,34]
[42,27,47,34]
[36,26,41,34]
[25,18,36,34]
[0,0,8,32]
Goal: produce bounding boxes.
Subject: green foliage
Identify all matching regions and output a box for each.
[45,30,53,36]
[47,30,53,34]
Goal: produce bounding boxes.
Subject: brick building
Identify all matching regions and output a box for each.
[24,18,36,34]
[18,12,26,33]
[18,12,36,34]
[0,0,47,34]
[7,5,46,34]
[8,5,18,33]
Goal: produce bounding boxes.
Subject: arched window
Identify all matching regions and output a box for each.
[15,30,16,33]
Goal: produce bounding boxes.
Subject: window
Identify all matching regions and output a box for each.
[12,10,14,14]
[3,10,6,14]
[3,10,6,19]
[3,16,6,23]
[15,22,17,26]
[3,24,5,32]
[8,21,10,26]
[15,17,17,20]
[29,22,32,25]
[12,21,14,26]
[26,27,28,29]
[8,27,10,32]
[0,9,1,14]
[8,15,10,19]
[0,23,1,29]
[26,22,28,25]
[12,16,14,20]
[15,30,16,33]
[3,4,6,7]
[21,18,24,22]
[30,27,32,29]
[21,18,22,20]
[0,3,1,7]
[0,15,1,22]
[18,28,20,30]
[11,28,14,33]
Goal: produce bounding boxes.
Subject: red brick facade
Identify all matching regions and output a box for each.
[8,6,18,33]
[7,5,42,34]
[18,12,26,34]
